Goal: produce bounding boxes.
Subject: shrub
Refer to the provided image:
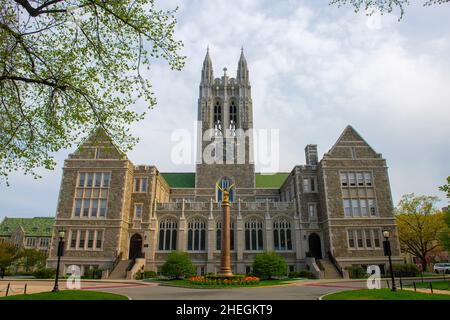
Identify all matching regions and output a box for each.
[136,270,158,280]
[34,268,56,279]
[252,252,287,280]
[345,266,367,279]
[82,268,103,279]
[160,251,196,279]
[389,264,420,277]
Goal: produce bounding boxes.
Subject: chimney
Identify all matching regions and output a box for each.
[305,144,318,165]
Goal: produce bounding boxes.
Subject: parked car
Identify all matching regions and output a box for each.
[433,263,450,274]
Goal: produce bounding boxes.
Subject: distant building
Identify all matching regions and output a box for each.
[0,217,54,254]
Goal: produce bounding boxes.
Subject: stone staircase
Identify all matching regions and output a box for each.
[109,259,133,279]
[318,259,343,279]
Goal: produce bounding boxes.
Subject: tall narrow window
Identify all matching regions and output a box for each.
[356,230,363,248]
[214,100,222,136]
[134,204,143,220]
[245,218,263,251]
[373,230,381,247]
[78,173,86,187]
[351,199,360,216]
[340,173,348,186]
[365,229,372,248]
[368,199,377,216]
[75,200,82,217]
[187,218,206,251]
[348,230,355,248]
[87,230,94,248]
[343,200,351,217]
[357,173,364,186]
[134,177,148,192]
[158,219,177,251]
[349,173,356,186]
[78,230,86,249]
[229,100,237,135]
[91,199,98,218]
[308,203,317,220]
[96,230,103,249]
[70,231,77,249]
[364,172,372,186]
[360,199,367,217]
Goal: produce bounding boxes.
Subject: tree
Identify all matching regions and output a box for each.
[438,177,450,251]
[252,252,287,280]
[19,248,47,272]
[395,194,446,271]
[330,0,449,20]
[160,251,196,280]
[0,0,185,184]
[0,242,20,278]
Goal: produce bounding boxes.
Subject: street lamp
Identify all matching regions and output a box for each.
[52,231,65,293]
[382,230,396,292]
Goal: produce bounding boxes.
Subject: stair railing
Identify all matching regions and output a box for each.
[111,252,123,272]
[327,250,344,278]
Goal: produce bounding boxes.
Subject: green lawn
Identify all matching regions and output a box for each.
[322,288,450,300]
[0,290,128,300]
[410,281,450,291]
[147,279,298,289]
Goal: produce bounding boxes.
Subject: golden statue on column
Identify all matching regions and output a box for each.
[216,182,235,276]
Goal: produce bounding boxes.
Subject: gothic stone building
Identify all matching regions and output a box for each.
[47,49,402,278]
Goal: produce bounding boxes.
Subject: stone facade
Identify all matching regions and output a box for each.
[47,49,402,277]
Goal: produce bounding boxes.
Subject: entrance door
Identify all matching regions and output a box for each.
[308,233,322,259]
[129,234,143,259]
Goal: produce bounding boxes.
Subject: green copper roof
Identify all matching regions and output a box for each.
[160,173,196,188]
[0,217,54,237]
[160,172,290,189]
[255,173,290,188]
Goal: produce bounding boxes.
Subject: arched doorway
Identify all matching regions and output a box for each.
[308,233,322,259]
[129,234,143,259]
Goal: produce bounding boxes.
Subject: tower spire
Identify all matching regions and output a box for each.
[237,47,249,84]
[201,46,213,84]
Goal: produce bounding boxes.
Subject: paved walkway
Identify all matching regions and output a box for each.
[1,277,447,300]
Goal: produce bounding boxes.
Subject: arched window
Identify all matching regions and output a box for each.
[216,178,234,202]
[187,218,206,251]
[158,219,177,251]
[216,220,235,251]
[273,218,293,250]
[213,100,222,136]
[245,218,263,251]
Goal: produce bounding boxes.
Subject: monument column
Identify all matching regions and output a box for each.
[219,191,233,276]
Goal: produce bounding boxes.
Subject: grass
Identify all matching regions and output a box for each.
[409,281,450,291]
[146,278,300,289]
[0,290,128,300]
[322,288,450,300]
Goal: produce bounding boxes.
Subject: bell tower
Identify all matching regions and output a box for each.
[195,48,255,200]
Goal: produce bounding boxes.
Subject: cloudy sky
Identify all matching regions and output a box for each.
[1,0,449,220]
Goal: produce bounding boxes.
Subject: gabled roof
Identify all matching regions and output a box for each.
[0,217,54,237]
[159,172,289,189]
[324,125,380,159]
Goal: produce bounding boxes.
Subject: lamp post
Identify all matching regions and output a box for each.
[52,231,65,293]
[382,230,396,292]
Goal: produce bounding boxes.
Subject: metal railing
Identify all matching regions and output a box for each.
[0,283,27,297]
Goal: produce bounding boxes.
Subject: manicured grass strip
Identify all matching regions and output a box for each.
[322,288,450,300]
[0,290,128,300]
[409,281,450,291]
[149,279,297,289]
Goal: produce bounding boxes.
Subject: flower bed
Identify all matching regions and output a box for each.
[189,275,260,286]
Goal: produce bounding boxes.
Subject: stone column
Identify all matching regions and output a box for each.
[236,199,245,273]
[219,197,233,276]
